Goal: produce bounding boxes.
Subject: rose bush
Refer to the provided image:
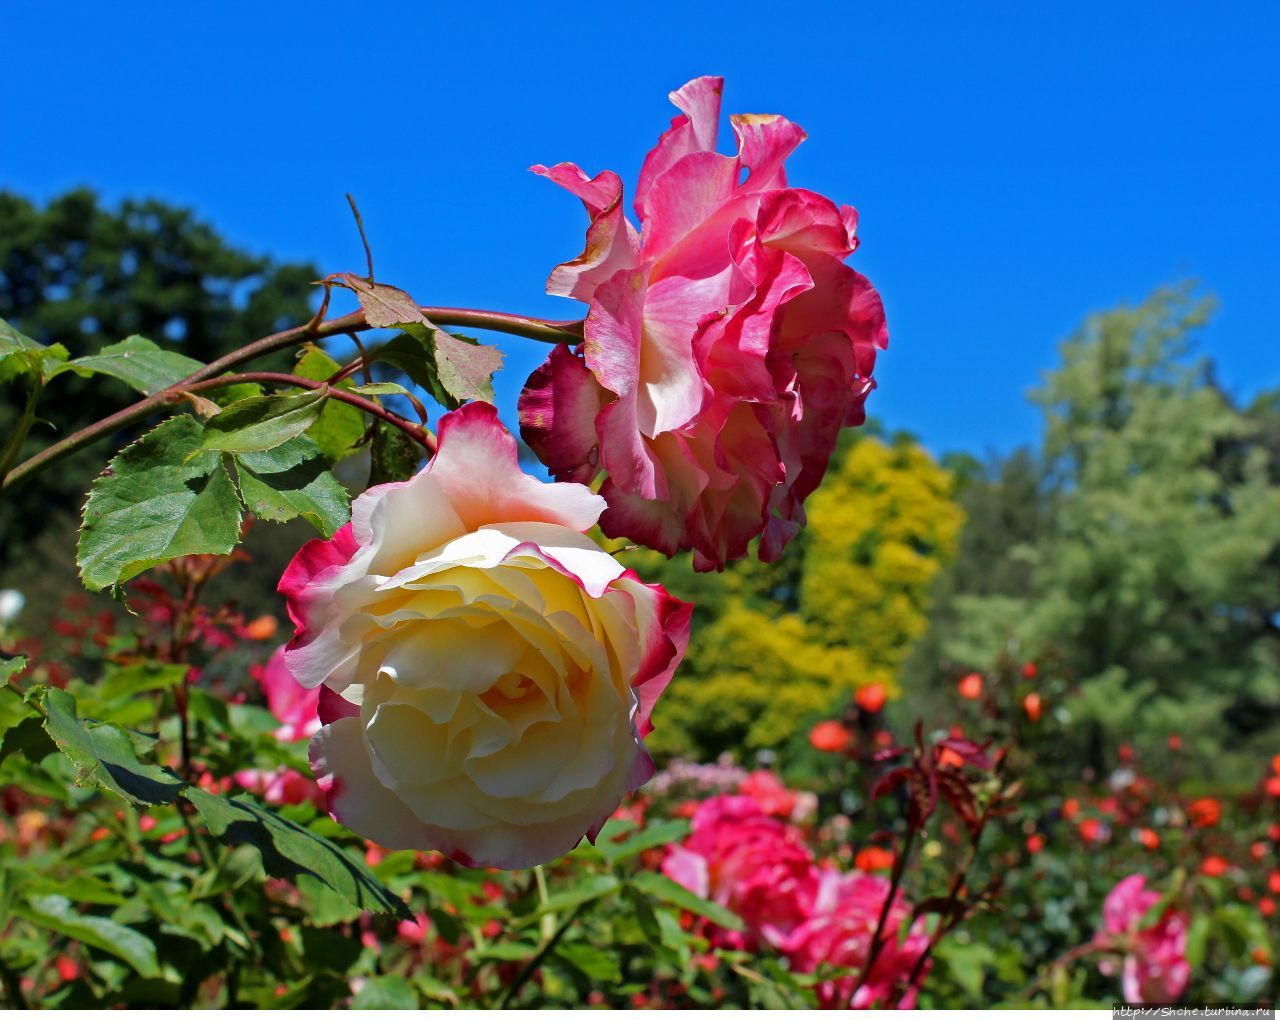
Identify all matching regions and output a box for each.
[280,401,691,868]
[520,75,888,570]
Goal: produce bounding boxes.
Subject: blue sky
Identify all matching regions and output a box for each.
[4,1,1277,456]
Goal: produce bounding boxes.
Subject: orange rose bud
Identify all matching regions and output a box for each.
[1137,828,1161,850]
[1023,692,1043,722]
[1167,734,1182,751]
[243,614,278,641]
[1026,833,1045,854]
[1260,897,1277,918]
[855,683,887,714]
[1062,797,1080,821]
[1200,855,1229,877]
[957,672,983,700]
[809,720,853,754]
[1269,871,1280,895]
[1188,797,1221,828]
[1020,662,1038,680]
[1079,818,1103,842]
[854,846,895,872]
[1266,776,1280,798]
[938,747,965,769]
[1272,753,1280,774]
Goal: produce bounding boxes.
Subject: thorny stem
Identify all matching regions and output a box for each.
[346,194,375,283]
[182,372,437,452]
[1,306,582,492]
[846,824,918,1009]
[494,903,583,1009]
[895,832,983,1005]
[1018,942,1099,1000]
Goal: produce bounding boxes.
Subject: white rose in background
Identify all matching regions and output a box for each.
[279,402,690,869]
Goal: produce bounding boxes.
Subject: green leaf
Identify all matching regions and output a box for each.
[38,687,185,805]
[0,316,68,382]
[348,381,418,398]
[350,975,418,1010]
[0,714,56,767]
[336,273,426,328]
[374,324,502,409]
[629,871,744,932]
[93,662,188,704]
[596,819,690,863]
[432,329,503,405]
[369,418,422,485]
[555,941,622,983]
[1,654,27,683]
[1185,914,1210,969]
[78,415,244,591]
[13,894,159,977]
[183,788,409,919]
[233,436,350,537]
[934,939,996,999]
[200,387,329,455]
[53,335,204,395]
[532,874,619,917]
[294,348,366,462]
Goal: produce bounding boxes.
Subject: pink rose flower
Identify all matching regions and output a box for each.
[520,76,888,570]
[280,402,690,869]
[257,644,320,743]
[1095,874,1191,1004]
[781,868,930,1009]
[738,769,798,819]
[233,646,323,806]
[232,766,323,808]
[662,794,819,949]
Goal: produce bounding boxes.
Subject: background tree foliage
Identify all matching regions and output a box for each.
[0,190,318,614]
[624,431,964,758]
[901,286,1280,781]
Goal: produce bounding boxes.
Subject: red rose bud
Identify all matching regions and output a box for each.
[957,673,983,700]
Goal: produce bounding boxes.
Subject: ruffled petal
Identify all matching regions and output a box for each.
[429,401,606,534]
[518,343,611,485]
[310,717,434,850]
[731,113,807,193]
[635,75,724,224]
[533,163,640,302]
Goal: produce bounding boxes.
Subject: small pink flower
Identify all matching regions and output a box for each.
[520,77,887,570]
[1095,875,1190,1004]
[662,795,819,949]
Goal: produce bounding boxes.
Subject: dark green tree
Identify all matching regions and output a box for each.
[0,189,318,612]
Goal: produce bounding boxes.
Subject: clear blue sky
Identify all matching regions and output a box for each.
[4,1,1278,456]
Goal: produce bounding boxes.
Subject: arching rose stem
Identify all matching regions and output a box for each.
[1,306,581,491]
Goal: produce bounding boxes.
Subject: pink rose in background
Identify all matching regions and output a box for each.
[520,76,887,571]
[782,868,930,1009]
[280,402,690,869]
[662,794,819,949]
[738,769,798,818]
[233,766,323,808]
[233,646,323,807]
[257,645,320,742]
[1095,874,1190,1004]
